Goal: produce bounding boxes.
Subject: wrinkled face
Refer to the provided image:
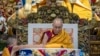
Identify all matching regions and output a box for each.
[52,22,63,34]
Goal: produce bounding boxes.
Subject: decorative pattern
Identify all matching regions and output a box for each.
[3,0,92,56]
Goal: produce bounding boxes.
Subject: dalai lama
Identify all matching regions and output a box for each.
[41,18,73,48]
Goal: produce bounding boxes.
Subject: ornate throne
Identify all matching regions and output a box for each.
[8,0,79,44]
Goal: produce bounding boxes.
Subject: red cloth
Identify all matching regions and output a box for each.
[38,49,45,56]
[45,31,53,42]
[7,46,19,56]
[91,0,96,4]
[58,50,67,56]
[7,46,13,55]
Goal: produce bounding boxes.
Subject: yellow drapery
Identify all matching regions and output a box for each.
[45,29,73,48]
[2,47,10,56]
[73,0,92,20]
[8,0,92,20]
[62,0,72,12]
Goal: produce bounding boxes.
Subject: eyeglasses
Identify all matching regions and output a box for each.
[54,26,62,29]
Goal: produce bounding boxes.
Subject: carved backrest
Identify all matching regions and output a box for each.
[28,0,71,23]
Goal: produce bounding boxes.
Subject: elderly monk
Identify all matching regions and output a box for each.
[41,18,73,48]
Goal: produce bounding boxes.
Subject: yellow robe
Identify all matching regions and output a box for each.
[73,0,92,20]
[62,0,72,12]
[2,47,10,56]
[45,29,73,48]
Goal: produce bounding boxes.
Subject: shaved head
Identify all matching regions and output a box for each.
[52,18,63,34]
[53,18,63,26]
[7,37,17,46]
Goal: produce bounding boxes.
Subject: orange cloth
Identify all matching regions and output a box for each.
[2,47,10,56]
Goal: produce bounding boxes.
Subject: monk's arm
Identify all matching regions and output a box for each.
[42,33,48,44]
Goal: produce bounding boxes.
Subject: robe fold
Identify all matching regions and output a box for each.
[43,29,73,48]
